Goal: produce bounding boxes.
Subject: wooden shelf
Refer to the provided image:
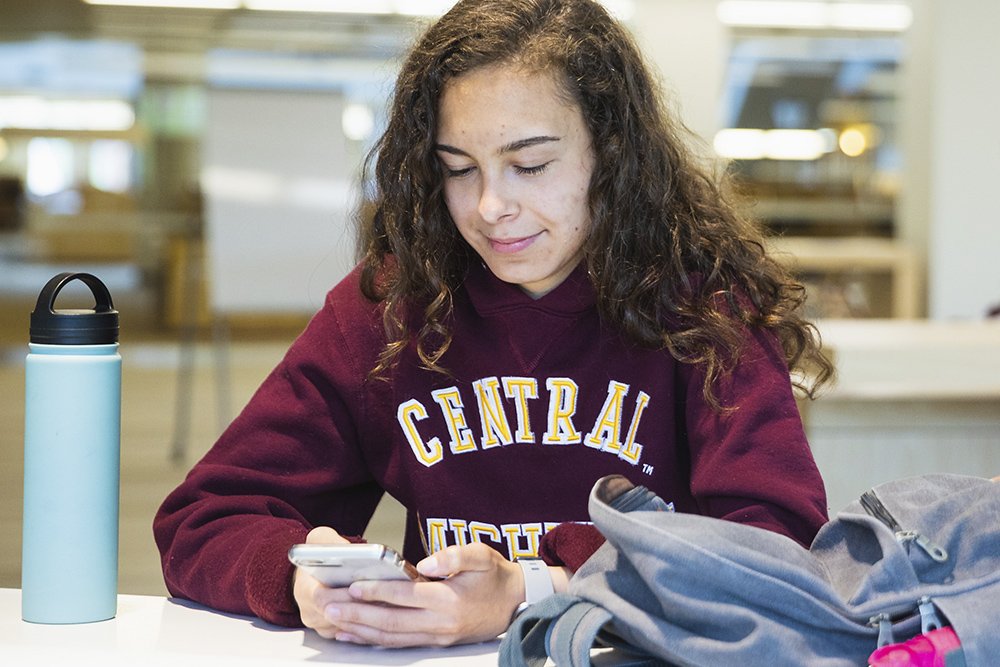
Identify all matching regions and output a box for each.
[767,236,919,318]
[753,196,893,223]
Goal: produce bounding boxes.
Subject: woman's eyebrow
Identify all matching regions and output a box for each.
[434,135,561,157]
[497,135,561,154]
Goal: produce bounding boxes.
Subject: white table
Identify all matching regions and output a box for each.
[0,589,501,666]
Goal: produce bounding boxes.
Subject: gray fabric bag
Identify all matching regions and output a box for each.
[500,473,1000,666]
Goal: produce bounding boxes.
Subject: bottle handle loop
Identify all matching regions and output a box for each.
[35,272,116,315]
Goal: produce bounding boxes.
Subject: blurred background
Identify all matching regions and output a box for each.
[1,0,998,597]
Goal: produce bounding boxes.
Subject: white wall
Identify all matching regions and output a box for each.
[201,88,358,315]
[629,0,728,146]
[920,0,1000,318]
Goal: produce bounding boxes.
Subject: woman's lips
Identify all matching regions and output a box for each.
[488,232,542,254]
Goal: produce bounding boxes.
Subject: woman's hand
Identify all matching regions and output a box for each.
[318,542,531,647]
[292,526,355,637]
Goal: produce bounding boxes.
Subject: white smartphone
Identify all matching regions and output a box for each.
[288,543,425,587]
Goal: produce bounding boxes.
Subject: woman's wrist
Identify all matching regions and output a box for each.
[548,564,570,594]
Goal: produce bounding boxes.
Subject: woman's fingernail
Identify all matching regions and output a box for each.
[347,581,370,598]
[324,605,341,621]
[417,555,438,574]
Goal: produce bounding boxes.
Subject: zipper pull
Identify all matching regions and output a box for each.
[869,612,895,648]
[918,596,944,634]
[904,531,949,563]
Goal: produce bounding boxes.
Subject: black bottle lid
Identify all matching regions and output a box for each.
[29,272,120,345]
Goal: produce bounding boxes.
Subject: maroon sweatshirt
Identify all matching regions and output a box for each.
[153,261,828,627]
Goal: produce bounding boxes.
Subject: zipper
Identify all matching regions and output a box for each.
[868,597,946,656]
[859,489,949,563]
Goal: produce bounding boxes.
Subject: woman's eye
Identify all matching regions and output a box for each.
[515,162,550,176]
[444,166,475,178]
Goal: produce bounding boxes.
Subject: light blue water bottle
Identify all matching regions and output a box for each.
[22,272,121,623]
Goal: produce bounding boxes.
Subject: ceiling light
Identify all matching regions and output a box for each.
[242,0,393,12]
[342,103,375,142]
[828,3,913,31]
[838,124,879,157]
[839,127,867,156]
[83,0,240,8]
[718,1,826,29]
[716,1,912,32]
[244,0,457,15]
[714,128,834,161]
[84,0,633,20]
[392,0,456,16]
[0,97,135,132]
[764,129,828,160]
[714,128,767,160]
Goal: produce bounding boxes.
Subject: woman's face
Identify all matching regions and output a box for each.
[436,64,595,298]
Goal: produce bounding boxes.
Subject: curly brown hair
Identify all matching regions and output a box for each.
[358,0,833,408]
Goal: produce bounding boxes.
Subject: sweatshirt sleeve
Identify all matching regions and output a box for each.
[153,274,385,626]
[681,325,829,548]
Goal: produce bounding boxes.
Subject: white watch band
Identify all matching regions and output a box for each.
[516,558,554,610]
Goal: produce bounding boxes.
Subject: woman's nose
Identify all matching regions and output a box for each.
[477,175,517,223]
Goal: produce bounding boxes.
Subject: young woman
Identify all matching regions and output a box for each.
[154,0,834,648]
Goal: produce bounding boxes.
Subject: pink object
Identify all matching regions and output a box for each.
[868,627,963,666]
